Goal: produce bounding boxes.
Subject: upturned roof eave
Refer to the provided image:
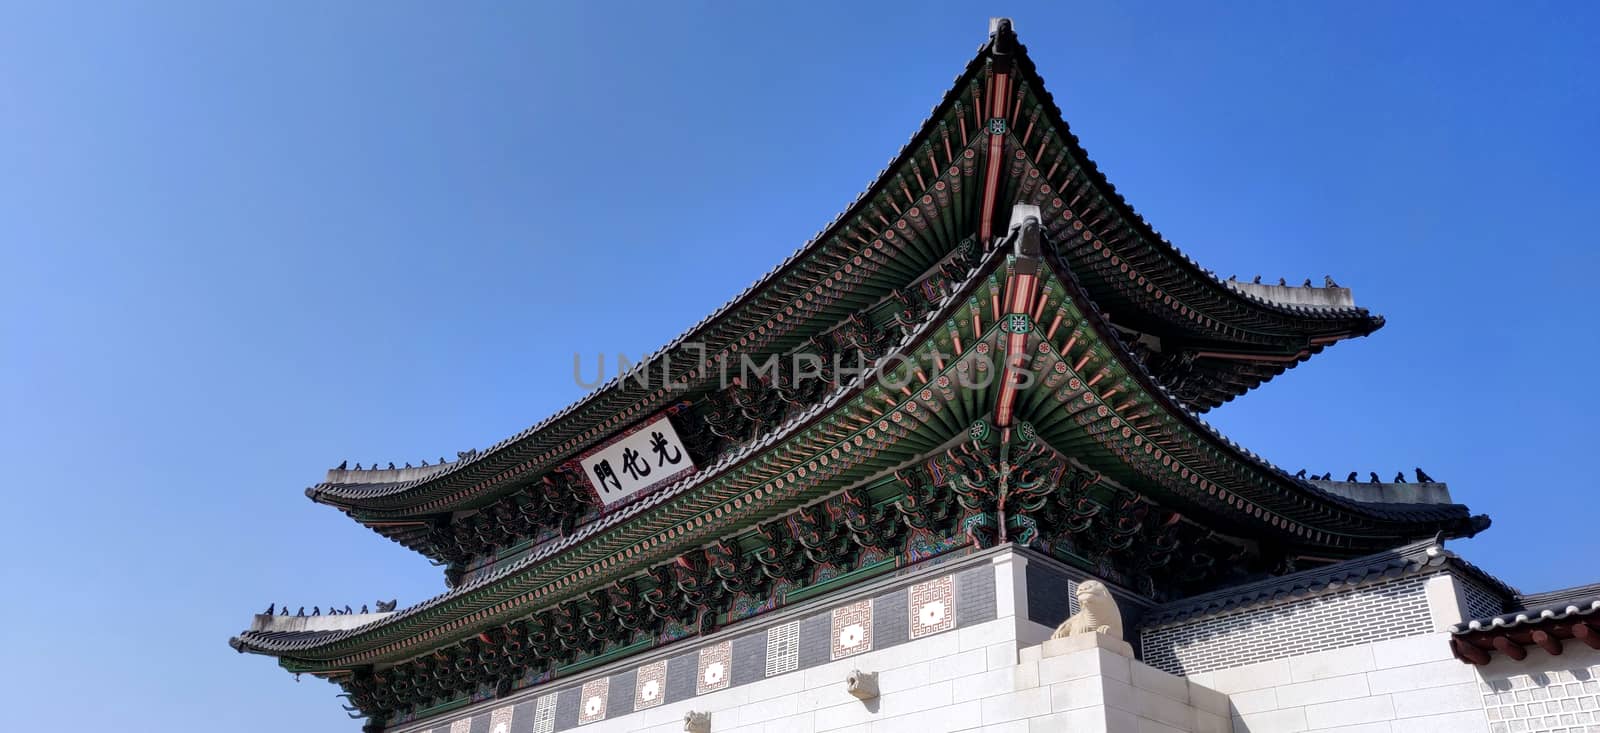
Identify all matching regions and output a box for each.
[237,218,1481,667]
[308,23,1396,533]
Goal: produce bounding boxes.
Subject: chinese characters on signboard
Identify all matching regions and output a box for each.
[580,414,696,506]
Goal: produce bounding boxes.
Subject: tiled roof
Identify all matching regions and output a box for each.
[230,240,1006,658]
[1142,539,1515,628]
[1451,582,1600,634]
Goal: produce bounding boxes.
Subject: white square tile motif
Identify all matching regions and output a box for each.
[449,719,471,733]
[634,659,667,709]
[532,693,557,733]
[909,575,955,638]
[765,621,800,677]
[830,598,873,659]
[489,705,514,733]
[578,677,609,725]
[696,640,733,694]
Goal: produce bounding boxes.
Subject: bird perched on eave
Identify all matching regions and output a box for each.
[1252,275,1262,284]
[1368,472,1381,483]
[1295,469,1307,479]
[1416,467,1435,483]
[1325,275,1339,287]
[312,606,320,616]
[1394,471,1407,483]
[335,461,347,470]
[1278,277,1287,286]
[1346,471,1359,482]
[296,607,305,617]
[1302,278,1312,287]
[264,603,275,615]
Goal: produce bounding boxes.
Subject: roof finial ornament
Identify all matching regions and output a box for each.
[1325,275,1339,288]
[335,460,347,471]
[1252,275,1262,284]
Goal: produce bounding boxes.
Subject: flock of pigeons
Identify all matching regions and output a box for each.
[1294,467,1437,484]
[1228,275,1342,288]
[333,450,479,472]
[264,599,398,617]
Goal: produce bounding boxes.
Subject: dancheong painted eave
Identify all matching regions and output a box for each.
[302,19,1388,550]
[233,213,1484,676]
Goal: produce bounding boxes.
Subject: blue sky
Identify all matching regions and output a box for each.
[1,2,1595,731]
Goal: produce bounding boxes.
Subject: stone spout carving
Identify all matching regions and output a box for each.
[845,669,879,700]
[683,710,710,733]
[1050,580,1123,640]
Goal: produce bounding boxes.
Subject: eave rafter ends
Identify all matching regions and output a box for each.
[306,18,1389,535]
[235,212,1482,673]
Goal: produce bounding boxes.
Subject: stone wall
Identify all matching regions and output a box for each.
[1141,575,1436,676]
[1475,641,1600,733]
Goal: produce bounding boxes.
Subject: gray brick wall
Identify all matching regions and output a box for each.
[1460,576,1509,622]
[796,612,832,669]
[730,631,767,685]
[874,587,910,648]
[607,668,636,717]
[1140,574,1433,676]
[552,687,578,731]
[1025,562,1078,629]
[662,650,698,704]
[956,566,997,625]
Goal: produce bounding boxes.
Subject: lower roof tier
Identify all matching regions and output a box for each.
[233,213,1485,684]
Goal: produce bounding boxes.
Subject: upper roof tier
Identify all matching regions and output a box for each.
[305,21,1385,530]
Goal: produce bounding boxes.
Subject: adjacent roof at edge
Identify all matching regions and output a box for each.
[1451,582,1600,634]
[303,20,1385,520]
[1141,539,1517,628]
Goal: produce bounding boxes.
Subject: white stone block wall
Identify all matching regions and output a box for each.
[1475,641,1600,733]
[1184,631,1489,733]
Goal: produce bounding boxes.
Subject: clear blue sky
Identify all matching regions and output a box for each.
[1,2,1594,730]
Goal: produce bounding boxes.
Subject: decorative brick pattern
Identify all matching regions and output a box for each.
[577,678,608,725]
[909,576,956,638]
[1462,577,1509,622]
[532,694,557,733]
[765,621,800,676]
[633,660,667,709]
[1482,662,1600,733]
[449,720,471,733]
[696,641,732,694]
[488,705,514,733]
[830,598,874,660]
[1140,574,1432,676]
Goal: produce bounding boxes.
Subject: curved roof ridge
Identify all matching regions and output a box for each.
[231,244,1011,659]
[1037,240,1486,537]
[304,38,1002,509]
[1009,34,1385,330]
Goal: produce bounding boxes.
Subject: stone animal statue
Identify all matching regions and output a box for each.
[1050,580,1123,640]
